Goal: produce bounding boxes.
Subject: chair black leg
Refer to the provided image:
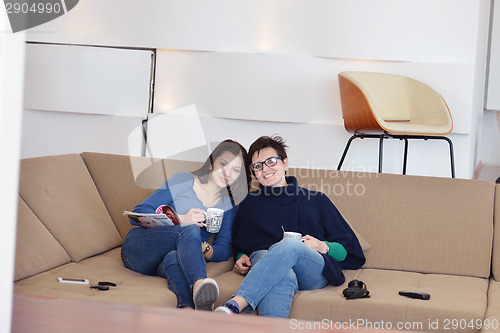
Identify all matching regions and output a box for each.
[395,135,455,178]
[402,137,409,175]
[378,135,385,173]
[337,134,358,170]
[443,137,455,178]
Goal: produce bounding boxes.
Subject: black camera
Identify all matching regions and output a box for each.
[342,279,370,300]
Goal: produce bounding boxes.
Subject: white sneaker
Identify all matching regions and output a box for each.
[193,278,219,311]
[214,305,233,314]
[214,302,240,314]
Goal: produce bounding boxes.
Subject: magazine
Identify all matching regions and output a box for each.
[123,205,181,229]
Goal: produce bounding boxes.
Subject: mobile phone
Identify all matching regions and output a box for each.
[57,277,89,285]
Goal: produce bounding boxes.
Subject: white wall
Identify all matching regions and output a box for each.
[0,10,25,333]
[487,0,500,111]
[21,0,492,179]
[24,44,152,116]
[21,44,152,158]
[25,0,481,63]
[20,110,144,158]
[481,0,500,166]
[480,110,500,165]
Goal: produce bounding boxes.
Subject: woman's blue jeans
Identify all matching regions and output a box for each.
[234,237,328,318]
[121,224,206,308]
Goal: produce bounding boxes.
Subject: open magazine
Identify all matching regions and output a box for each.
[123,205,181,229]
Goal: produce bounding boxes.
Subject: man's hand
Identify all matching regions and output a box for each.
[233,255,251,275]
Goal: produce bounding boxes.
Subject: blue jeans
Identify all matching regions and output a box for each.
[234,237,328,317]
[121,224,206,308]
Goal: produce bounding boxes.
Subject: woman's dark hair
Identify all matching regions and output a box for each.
[192,139,251,205]
[248,135,288,166]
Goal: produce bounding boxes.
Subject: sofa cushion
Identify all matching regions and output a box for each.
[483,279,500,333]
[14,247,233,307]
[289,268,488,333]
[18,154,122,262]
[215,268,488,332]
[15,196,71,281]
[289,169,495,278]
[81,153,159,240]
[14,248,177,307]
[492,185,500,281]
[81,153,203,239]
[206,258,235,278]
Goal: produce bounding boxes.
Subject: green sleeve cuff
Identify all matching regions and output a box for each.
[325,241,347,261]
[235,252,247,261]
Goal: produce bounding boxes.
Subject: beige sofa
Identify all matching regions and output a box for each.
[13,152,500,333]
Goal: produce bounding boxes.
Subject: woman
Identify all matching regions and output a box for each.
[215,135,365,317]
[121,139,251,310]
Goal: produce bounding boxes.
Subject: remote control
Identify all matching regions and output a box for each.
[398,290,430,300]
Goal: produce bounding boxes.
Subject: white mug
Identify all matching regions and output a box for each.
[202,208,224,233]
[283,231,302,241]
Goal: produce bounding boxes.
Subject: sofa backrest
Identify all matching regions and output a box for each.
[81,153,203,239]
[289,168,495,278]
[15,196,71,281]
[18,154,123,263]
[492,184,500,281]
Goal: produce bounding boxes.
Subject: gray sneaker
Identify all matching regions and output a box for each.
[193,278,219,311]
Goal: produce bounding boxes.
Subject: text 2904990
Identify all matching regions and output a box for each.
[441,318,498,331]
[5,2,62,14]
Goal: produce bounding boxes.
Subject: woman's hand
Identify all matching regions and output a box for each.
[302,235,329,254]
[233,255,251,275]
[179,208,206,225]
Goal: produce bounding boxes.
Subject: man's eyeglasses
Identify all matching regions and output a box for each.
[250,156,283,172]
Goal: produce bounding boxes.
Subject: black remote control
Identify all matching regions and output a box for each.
[399,290,430,300]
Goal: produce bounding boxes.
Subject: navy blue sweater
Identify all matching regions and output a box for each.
[232,176,365,285]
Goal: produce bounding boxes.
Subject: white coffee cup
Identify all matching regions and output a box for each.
[202,208,224,233]
[283,231,302,241]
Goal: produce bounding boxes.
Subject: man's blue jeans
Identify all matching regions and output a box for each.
[234,237,328,317]
[121,224,206,308]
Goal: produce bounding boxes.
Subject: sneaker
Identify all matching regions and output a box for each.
[214,302,240,314]
[193,278,219,311]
